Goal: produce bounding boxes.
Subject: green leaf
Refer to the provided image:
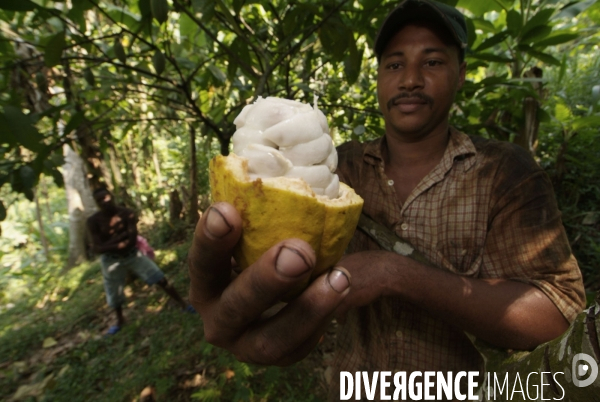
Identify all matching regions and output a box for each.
[194,0,215,22]
[83,68,95,87]
[520,9,554,38]
[472,18,498,34]
[179,13,198,40]
[72,0,94,10]
[556,0,596,19]
[50,168,64,188]
[572,115,600,131]
[457,0,504,14]
[344,40,363,86]
[67,3,86,31]
[493,0,514,10]
[283,5,313,37]
[0,0,37,11]
[479,75,510,86]
[208,101,226,122]
[537,107,551,123]
[105,5,142,30]
[152,50,166,75]
[318,16,350,62]
[519,24,552,45]
[50,152,65,167]
[114,37,126,63]
[63,111,85,136]
[151,0,169,24]
[0,113,16,146]
[19,165,36,191]
[506,9,522,37]
[585,1,600,24]
[468,52,513,63]
[44,31,66,68]
[519,46,561,65]
[36,72,48,93]
[555,102,572,122]
[465,17,477,49]
[436,0,459,6]
[533,33,579,48]
[138,0,151,18]
[2,106,43,152]
[558,53,567,82]
[231,0,243,14]
[473,31,509,52]
[229,37,251,79]
[207,64,226,84]
[32,144,52,177]
[465,60,489,71]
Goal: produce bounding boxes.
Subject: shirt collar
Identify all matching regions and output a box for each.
[362,127,477,172]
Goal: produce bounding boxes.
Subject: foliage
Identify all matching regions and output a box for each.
[0,222,328,401]
[0,177,69,303]
[0,0,391,213]
[538,48,600,289]
[0,0,597,205]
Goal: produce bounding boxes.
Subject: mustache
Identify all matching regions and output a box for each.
[387,92,434,111]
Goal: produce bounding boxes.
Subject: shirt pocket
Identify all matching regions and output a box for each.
[436,237,484,276]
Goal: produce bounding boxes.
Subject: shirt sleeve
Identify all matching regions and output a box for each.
[481,168,586,323]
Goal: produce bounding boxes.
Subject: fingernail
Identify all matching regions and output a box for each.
[205,206,232,238]
[276,247,311,278]
[328,268,350,293]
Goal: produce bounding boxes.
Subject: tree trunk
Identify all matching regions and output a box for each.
[40,178,52,219]
[515,67,544,157]
[152,138,163,187]
[169,190,183,224]
[62,144,98,269]
[127,132,141,188]
[188,124,199,225]
[108,145,123,189]
[63,60,111,190]
[34,187,49,261]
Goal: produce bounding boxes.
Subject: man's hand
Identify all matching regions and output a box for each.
[334,251,389,321]
[188,202,351,366]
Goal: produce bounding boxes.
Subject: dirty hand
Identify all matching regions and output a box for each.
[188,202,351,366]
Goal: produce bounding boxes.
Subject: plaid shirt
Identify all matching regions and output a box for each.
[329,128,585,400]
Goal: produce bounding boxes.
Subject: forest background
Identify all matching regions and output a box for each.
[0,0,599,400]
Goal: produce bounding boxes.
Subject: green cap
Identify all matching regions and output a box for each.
[375,0,468,61]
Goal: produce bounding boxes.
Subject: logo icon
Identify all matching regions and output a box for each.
[572,353,599,388]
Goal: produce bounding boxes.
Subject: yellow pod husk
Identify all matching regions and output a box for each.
[209,154,364,297]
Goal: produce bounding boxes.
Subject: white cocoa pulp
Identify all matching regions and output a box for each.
[232,97,339,199]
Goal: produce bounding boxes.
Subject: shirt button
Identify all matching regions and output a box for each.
[400,223,409,231]
[395,330,403,338]
[387,180,394,186]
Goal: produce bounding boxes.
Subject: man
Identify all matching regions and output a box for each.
[87,187,193,335]
[187,0,585,399]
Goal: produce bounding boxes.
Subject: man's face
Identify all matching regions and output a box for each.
[377,21,466,140]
